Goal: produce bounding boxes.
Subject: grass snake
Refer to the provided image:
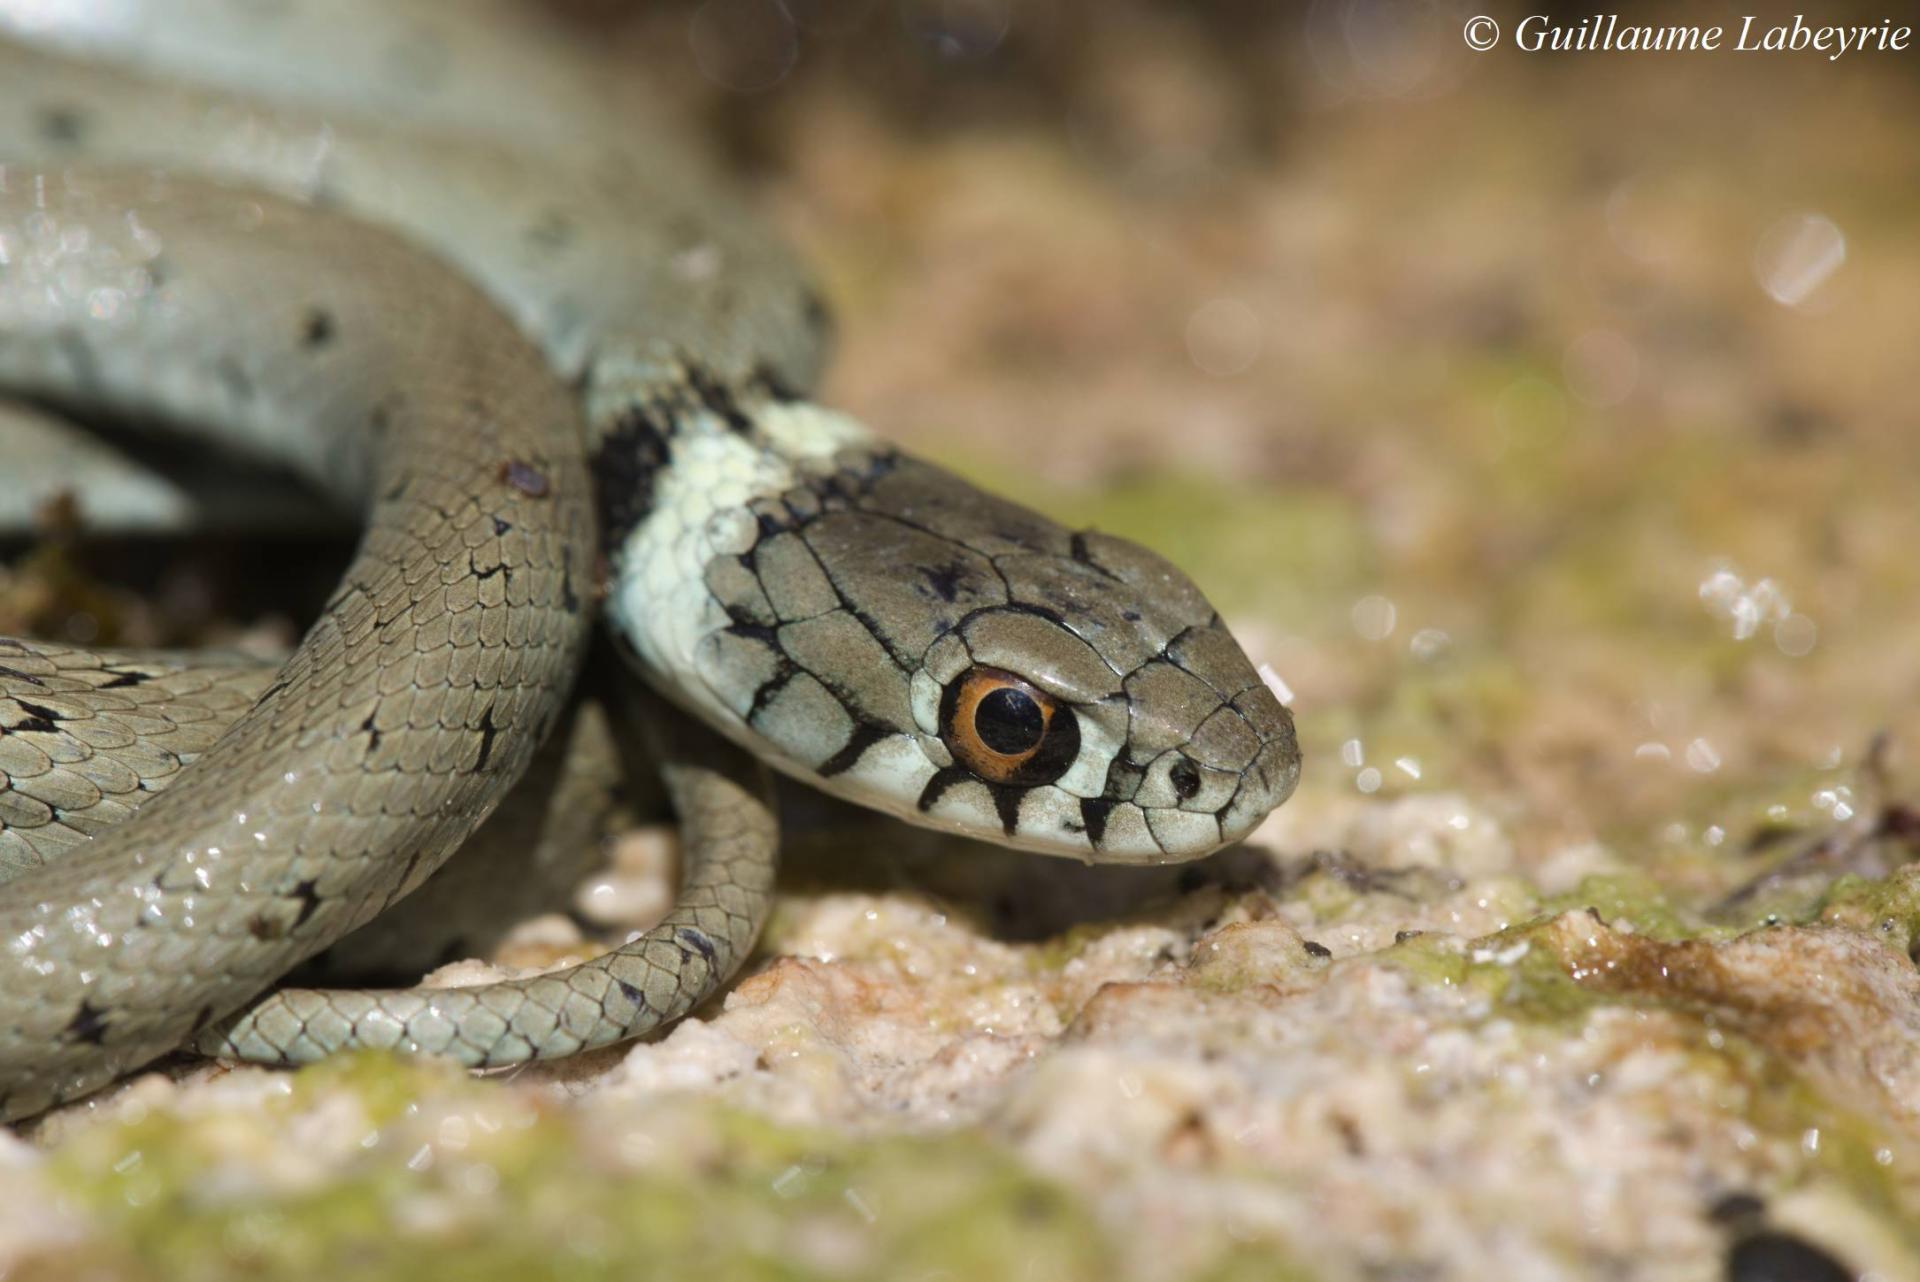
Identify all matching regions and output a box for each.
[0,1,1299,1121]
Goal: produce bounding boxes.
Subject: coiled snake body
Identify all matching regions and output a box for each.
[0,2,1298,1121]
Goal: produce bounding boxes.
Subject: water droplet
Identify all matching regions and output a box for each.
[1184,297,1264,376]
[1351,594,1397,641]
[689,0,800,93]
[1774,613,1817,657]
[902,0,1012,58]
[1256,662,1294,705]
[1684,738,1721,773]
[1755,213,1845,307]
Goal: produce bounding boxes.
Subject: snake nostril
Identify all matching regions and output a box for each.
[1169,758,1201,800]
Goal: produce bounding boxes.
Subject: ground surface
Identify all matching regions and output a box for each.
[3,5,1919,1280]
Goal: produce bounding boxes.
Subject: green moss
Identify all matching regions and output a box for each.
[286,1048,467,1128]
[41,1060,1119,1282]
[1381,922,1920,1247]
[1381,910,1655,1026]
[1194,1243,1321,1282]
[1539,873,1696,942]
[1710,1029,1920,1258]
[1817,868,1920,956]
[1373,928,1576,1022]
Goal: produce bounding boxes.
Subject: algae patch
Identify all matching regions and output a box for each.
[34,1055,1119,1282]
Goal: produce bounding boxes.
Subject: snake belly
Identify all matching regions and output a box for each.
[0,2,1300,1119]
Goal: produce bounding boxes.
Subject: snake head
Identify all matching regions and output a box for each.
[601,388,1298,864]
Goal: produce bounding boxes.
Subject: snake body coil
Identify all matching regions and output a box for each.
[0,2,1297,1120]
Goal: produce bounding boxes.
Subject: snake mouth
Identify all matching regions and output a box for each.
[1218,731,1302,843]
[1055,671,1298,864]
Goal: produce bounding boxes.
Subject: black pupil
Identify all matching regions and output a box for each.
[974,687,1046,755]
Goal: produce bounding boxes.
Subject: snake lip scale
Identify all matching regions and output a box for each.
[0,1,1299,1121]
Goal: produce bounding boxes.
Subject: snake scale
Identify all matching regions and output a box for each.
[0,1,1298,1122]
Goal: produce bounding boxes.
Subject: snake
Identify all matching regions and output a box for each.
[0,1,1299,1122]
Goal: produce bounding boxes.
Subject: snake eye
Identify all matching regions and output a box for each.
[939,667,1080,787]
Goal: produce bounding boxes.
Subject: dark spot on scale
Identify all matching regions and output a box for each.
[300,307,335,349]
[65,1002,108,1046]
[290,878,322,929]
[1122,610,1143,623]
[9,714,59,736]
[1303,940,1332,959]
[617,979,646,1009]
[474,564,504,581]
[676,928,718,965]
[918,561,969,604]
[801,286,832,336]
[500,460,551,497]
[990,786,1023,836]
[492,516,513,536]
[561,547,581,614]
[99,670,149,689]
[1725,1231,1854,1282]
[0,664,47,688]
[213,355,254,401]
[1079,797,1114,847]
[193,1004,216,1032]
[35,103,88,145]
[474,703,500,771]
[525,208,575,252]
[248,909,286,941]
[361,712,382,753]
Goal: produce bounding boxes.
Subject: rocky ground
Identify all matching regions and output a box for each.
[3,4,1919,1280]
